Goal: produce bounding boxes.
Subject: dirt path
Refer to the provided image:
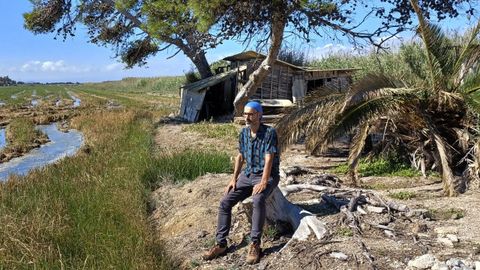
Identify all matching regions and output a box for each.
[151,122,480,270]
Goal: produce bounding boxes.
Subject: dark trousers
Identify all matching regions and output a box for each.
[216,171,279,245]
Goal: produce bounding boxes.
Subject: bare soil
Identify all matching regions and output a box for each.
[151,121,480,270]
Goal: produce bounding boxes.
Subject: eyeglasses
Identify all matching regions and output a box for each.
[243,112,257,117]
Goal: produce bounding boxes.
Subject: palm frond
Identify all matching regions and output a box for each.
[436,90,464,111]
[463,138,480,190]
[451,20,480,88]
[343,73,404,109]
[275,93,344,153]
[460,67,480,113]
[312,87,417,153]
[462,66,480,94]
[410,0,456,91]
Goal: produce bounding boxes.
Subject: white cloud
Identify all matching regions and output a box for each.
[19,60,91,73]
[307,43,356,60]
[104,63,123,71]
[373,35,403,50]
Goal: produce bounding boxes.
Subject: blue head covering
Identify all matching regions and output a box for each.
[245,101,263,113]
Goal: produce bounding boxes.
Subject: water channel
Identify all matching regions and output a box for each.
[68,92,81,107]
[0,123,83,181]
[0,129,5,150]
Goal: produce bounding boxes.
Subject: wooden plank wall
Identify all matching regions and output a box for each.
[249,62,294,100]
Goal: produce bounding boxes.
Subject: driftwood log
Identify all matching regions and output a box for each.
[241,187,328,243]
[239,170,409,255]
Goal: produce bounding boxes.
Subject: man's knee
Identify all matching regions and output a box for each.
[219,197,234,212]
[252,194,266,207]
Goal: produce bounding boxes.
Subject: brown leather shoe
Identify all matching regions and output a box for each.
[246,242,261,264]
[202,244,227,260]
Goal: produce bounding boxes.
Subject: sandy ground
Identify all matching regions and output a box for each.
[151,121,480,270]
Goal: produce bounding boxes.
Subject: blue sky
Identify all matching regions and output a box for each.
[0,1,477,83]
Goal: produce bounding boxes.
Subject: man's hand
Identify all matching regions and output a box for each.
[224,178,236,195]
[252,181,268,195]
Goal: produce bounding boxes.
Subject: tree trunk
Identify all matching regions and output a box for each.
[232,12,287,116]
[433,133,457,196]
[348,122,370,186]
[241,187,327,246]
[191,50,214,79]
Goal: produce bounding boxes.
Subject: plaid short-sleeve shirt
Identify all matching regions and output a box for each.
[238,123,280,177]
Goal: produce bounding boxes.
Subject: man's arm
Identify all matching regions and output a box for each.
[225,153,244,194]
[252,153,274,195]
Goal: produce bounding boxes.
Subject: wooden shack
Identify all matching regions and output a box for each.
[179,51,357,122]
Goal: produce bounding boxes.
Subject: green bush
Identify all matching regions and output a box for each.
[331,157,421,177]
[389,191,416,200]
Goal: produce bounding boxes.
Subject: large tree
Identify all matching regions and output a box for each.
[275,0,480,196]
[189,0,477,114]
[24,0,217,79]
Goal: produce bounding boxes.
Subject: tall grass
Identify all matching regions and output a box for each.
[0,111,175,269]
[308,43,424,82]
[154,150,232,184]
[183,122,239,139]
[84,76,185,96]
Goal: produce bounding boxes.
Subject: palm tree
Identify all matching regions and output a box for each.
[276,0,480,196]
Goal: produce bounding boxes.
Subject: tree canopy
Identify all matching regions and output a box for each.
[187,0,477,114]
[24,0,478,99]
[24,0,218,78]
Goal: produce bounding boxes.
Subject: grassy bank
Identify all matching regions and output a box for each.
[83,76,185,95]
[182,121,239,139]
[4,118,48,152]
[0,118,49,162]
[0,111,174,269]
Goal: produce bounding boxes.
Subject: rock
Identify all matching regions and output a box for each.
[437,237,454,247]
[406,209,429,218]
[366,205,386,213]
[257,260,268,270]
[416,233,430,238]
[384,230,395,238]
[197,230,208,238]
[357,205,367,215]
[446,258,463,267]
[435,226,459,236]
[446,234,459,243]
[329,252,348,261]
[475,261,480,270]
[431,262,449,270]
[389,260,406,269]
[285,175,297,185]
[407,254,436,269]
